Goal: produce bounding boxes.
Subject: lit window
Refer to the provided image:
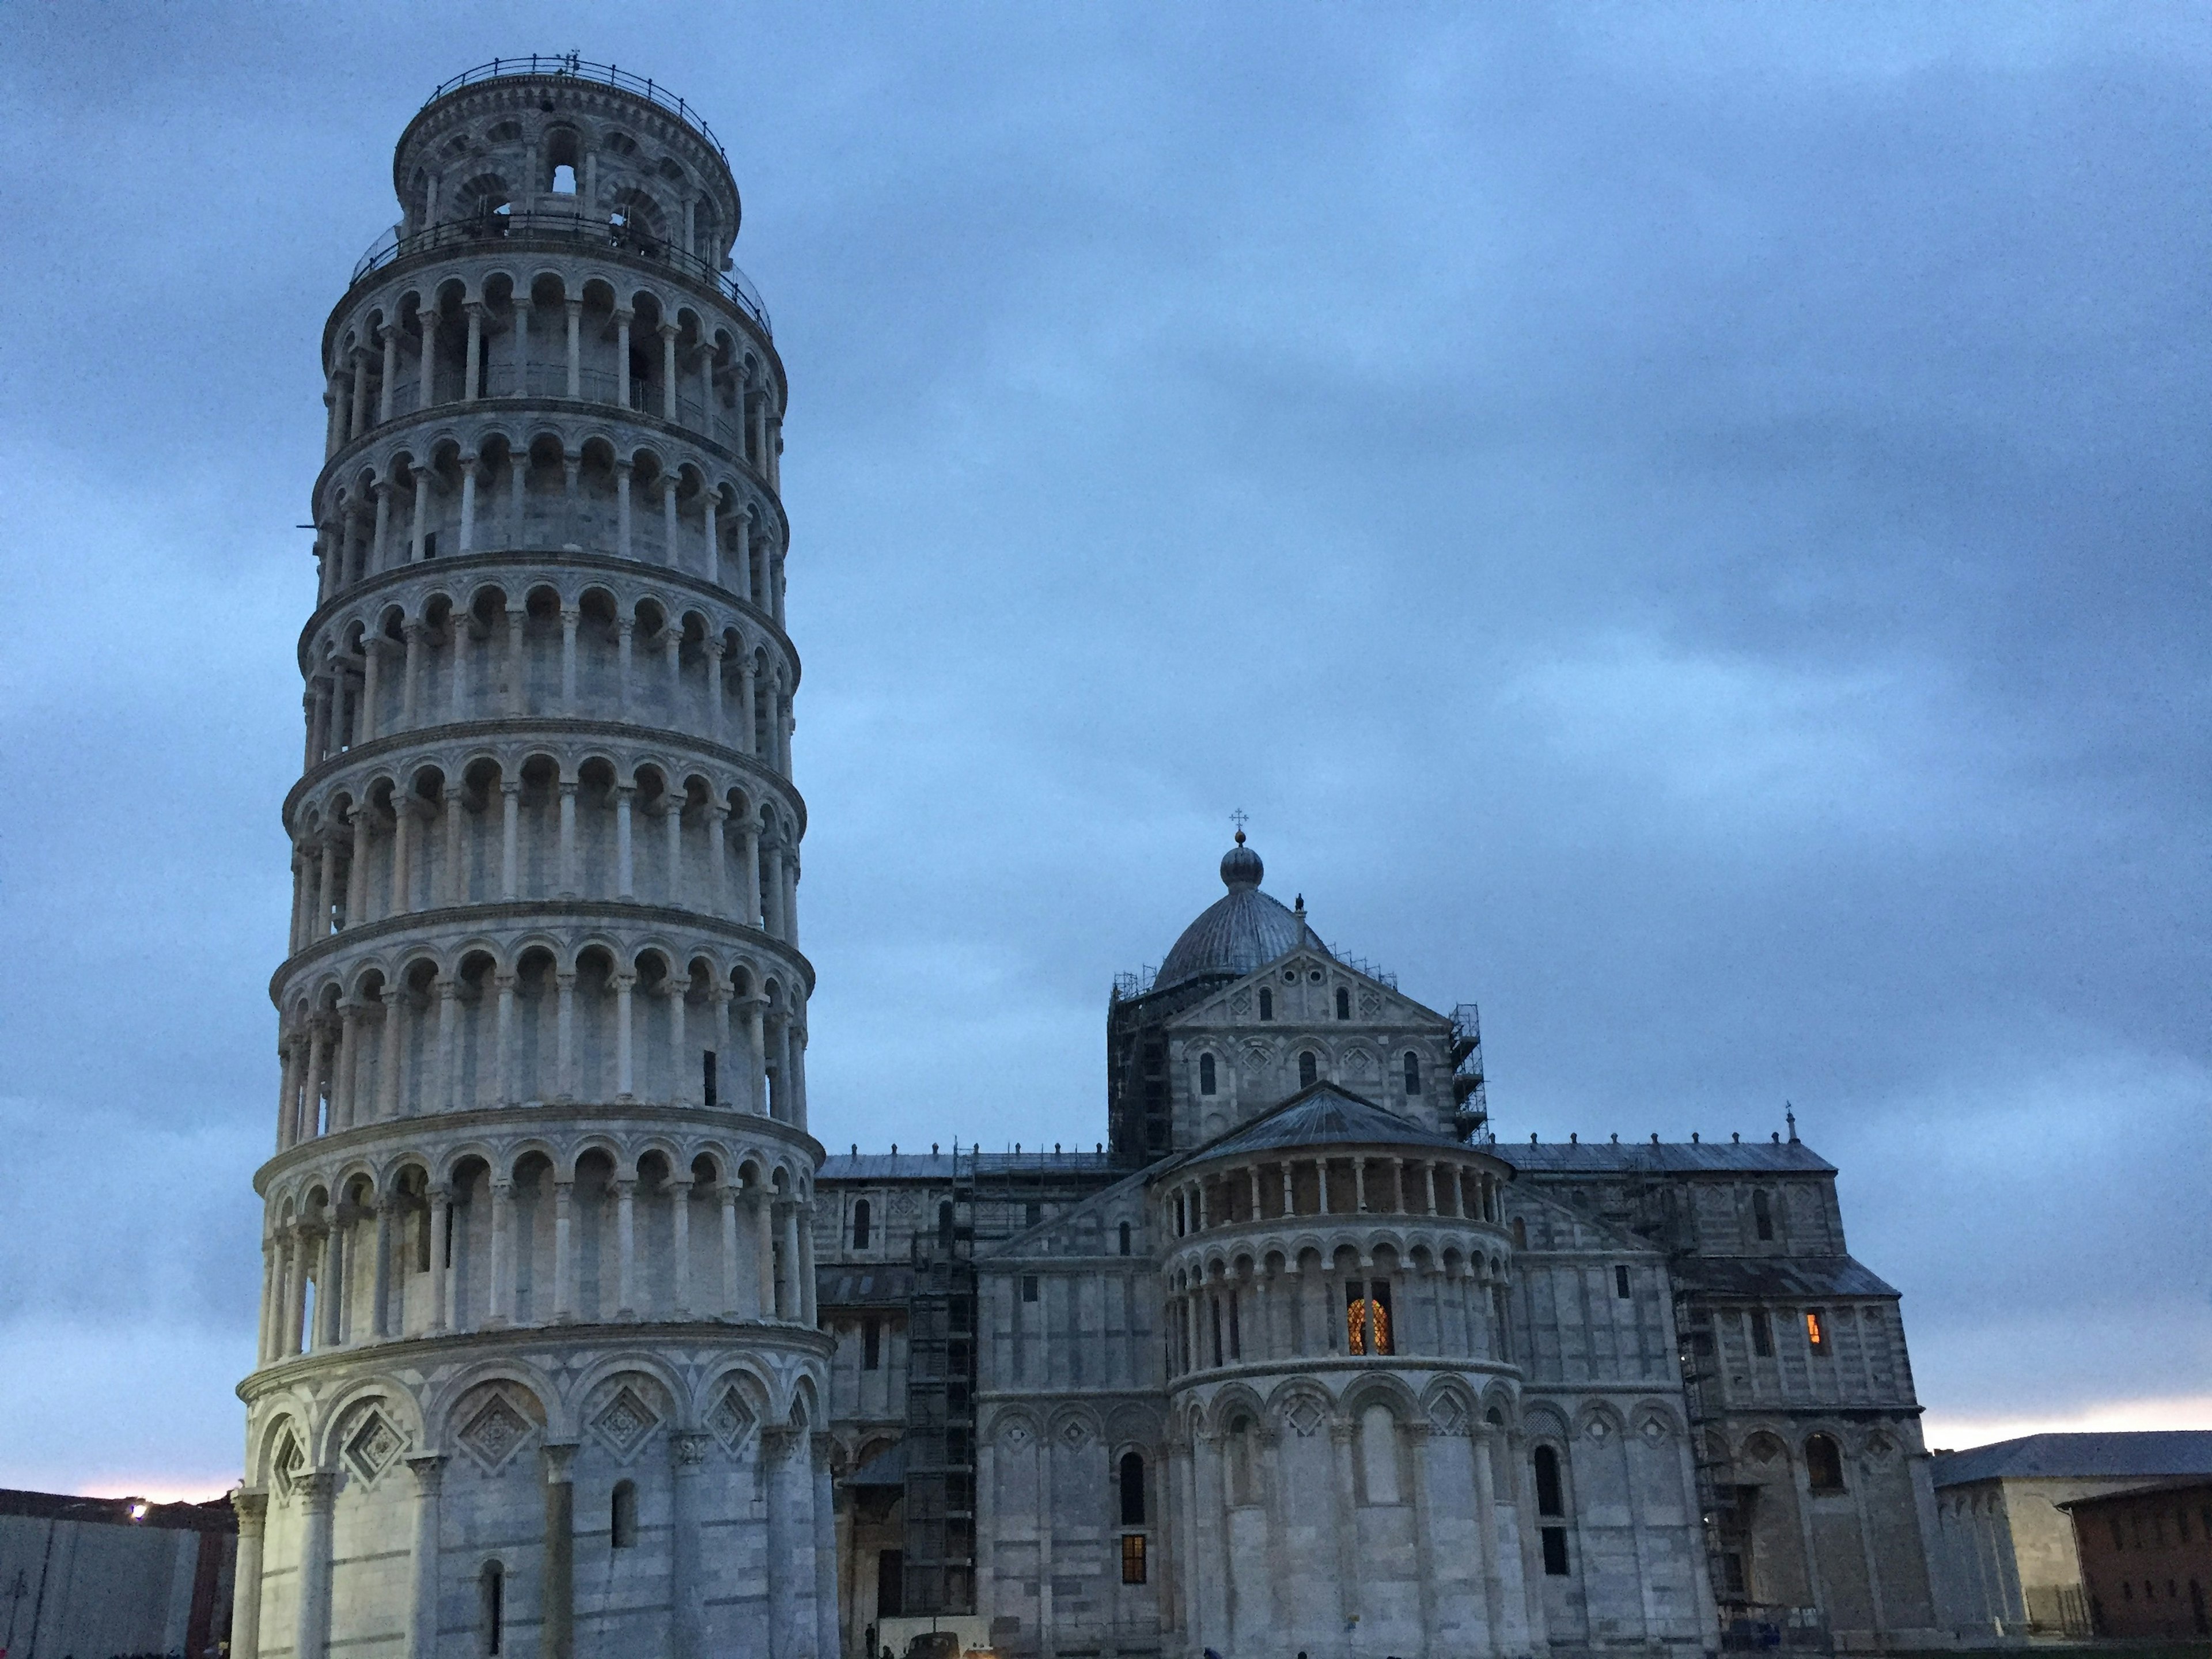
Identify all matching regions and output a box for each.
[1299,1051,1318,1088]
[1805,1310,1829,1353]
[1199,1054,1217,1095]
[1805,1433,1846,1493]
[1258,988,1272,1021]
[1344,1280,1393,1355]
[1614,1265,1632,1299]
[1403,1051,1422,1094]
[1336,987,1351,1020]
[1120,1532,1147,1584]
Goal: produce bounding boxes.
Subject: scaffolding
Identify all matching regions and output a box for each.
[900,1152,977,1617]
[1449,1002,1489,1138]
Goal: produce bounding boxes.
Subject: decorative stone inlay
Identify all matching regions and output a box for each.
[1230,990,1252,1017]
[1284,1395,1327,1438]
[458,1393,535,1471]
[1430,1396,1469,1437]
[1640,1416,1667,1444]
[1060,1419,1089,1448]
[344,1408,405,1484]
[271,1431,304,1497]
[707,1385,756,1451]
[590,1385,664,1462]
[1359,989,1382,1018]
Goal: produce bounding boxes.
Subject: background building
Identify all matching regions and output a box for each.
[236,58,827,1659]
[2061,1477,2212,1639]
[1931,1429,2212,1637]
[816,839,1948,1658]
[0,1488,236,1659]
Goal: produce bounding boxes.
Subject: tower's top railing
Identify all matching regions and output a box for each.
[422,55,728,163]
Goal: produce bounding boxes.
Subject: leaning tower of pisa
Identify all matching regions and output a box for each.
[233,59,832,1659]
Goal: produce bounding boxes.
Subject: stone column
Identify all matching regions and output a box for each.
[541,1443,577,1659]
[763,1429,801,1658]
[745,996,768,1115]
[551,1180,575,1322]
[1406,1419,1440,1654]
[732,512,752,603]
[615,1177,638,1317]
[499,780,521,898]
[510,296,531,397]
[615,308,633,407]
[230,1488,268,1659]
[294,1471,338,1659]
[379,324,399,423]
[669,1176,694,1314]
[282,1228,308,1355]
[1472,1424,1508,1652]
[616,461,633,556]
[463,302,484,400]
[427,1187,450,1333]
[370,484,392,573]
[719,1184,742,1315]
[433,976,459,1113]
[458,454,479,551]
[614,784,636,896]
[613,971,637,1100]
[330,1002,360,1129]
[702,495,719,584]
[660,321,680,420]
[1194,1430,1229,1649]
[661,475,681,567]
[1328,1419,1362,1630]
[705,804,730,917]
[557,780,578,896]
[754,1190,777,1316]
[670,1434,709,1659]
[564,298,582,399]
[377,984,405,1120]
[559,607,579,709]
[370,1194,396,1338]
[404,1454,445,1659]
[506,607,527,718]
[408,467,430,562]
[486,1177,514,1327]
[813,1434,840,1659]
[782,1202,804,1321]
[555,972,577,1100]
[494,971,518,1105]
[662,788,687,904]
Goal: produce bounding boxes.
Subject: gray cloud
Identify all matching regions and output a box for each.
[1,2,2204,1490]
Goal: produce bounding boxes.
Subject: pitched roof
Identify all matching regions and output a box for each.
[1671,1254,1900,1301]
[1172,1082,1465,1169]
[1493,1138,1835,1175]
[816,1149,1117,1183]
[1931,1431,2212,1488]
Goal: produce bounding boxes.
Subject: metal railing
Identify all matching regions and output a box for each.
[422,54,727,161]
[349,210,770,335]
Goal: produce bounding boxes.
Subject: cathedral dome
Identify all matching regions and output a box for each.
[1155,835,1324,990]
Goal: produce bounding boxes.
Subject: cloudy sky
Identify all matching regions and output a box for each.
[1,3,2204,1498]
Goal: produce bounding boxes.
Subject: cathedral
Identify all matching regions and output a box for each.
[814,838,1947,1659]
[230,55,1945,1659]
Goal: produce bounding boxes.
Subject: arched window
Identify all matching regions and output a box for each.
[1805,1433,1846,1493]
[1119,1450,1146,1524]
[1118,1220,1132,1256]
[1336,986,1351,1020]
[1533,1445,1565,1515]
[1199,1053,1217,1095]
[1403,1051,1422,1094]
[611,1480,638,1547]
[1298,1050,1318,1088]
[482,1561,506,1654]
[1344,1279,1393,1355]
[851,1198,872,1249]
[937,1200,955,1249]
[863,1316,882,1370]
[1753,1190,1774,1241]
[1226,1414,1259,1506]
[1257,988,1273,1021]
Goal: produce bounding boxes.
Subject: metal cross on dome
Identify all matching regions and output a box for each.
[1229,808,1249,836]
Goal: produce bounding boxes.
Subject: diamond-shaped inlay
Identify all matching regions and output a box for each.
[346,1410,404,1484]
[1060,1420,1088,1448]
[459,1395,533,1471]
[1587,1417,1611,1442]
[271,1431,304,1496]
[708,1387,756,1452]
[1430,1397,1469,1437]
[1640,1417,1667,1444]
[1359,990,1381,1018]
[1285,1396,1326,1438]
[590,1385,662,1462]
